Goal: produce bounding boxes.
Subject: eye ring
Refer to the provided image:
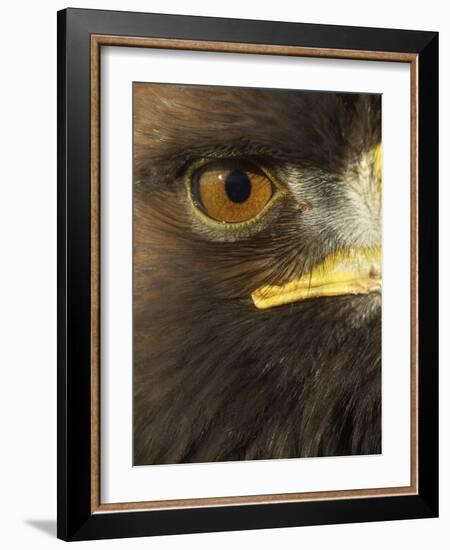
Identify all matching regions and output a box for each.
[184,158,286,230]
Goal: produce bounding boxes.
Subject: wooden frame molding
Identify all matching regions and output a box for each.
[90,34,419,515]
[58,9,438,541]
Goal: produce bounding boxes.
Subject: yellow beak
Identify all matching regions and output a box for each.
[251,247,381,310]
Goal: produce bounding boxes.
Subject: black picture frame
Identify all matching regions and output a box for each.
[57,7,438,541]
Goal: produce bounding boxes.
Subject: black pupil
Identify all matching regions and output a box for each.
[225,170,252,203]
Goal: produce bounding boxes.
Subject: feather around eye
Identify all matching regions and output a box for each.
[187,159,284,227]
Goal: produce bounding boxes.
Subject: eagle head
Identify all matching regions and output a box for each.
[133,83,382,465]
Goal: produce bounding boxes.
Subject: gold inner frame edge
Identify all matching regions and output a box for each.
[90,34,419,514]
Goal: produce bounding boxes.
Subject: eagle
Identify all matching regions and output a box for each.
[133,83,382,465]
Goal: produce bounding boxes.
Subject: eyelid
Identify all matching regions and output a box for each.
[185,157,284,191]
[184,158,287,231]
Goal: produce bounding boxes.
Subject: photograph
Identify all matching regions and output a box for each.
[0,0,443,547]
[52,5,439,542]
[133,83,383,465]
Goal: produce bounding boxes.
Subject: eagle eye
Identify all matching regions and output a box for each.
[188,160,277,224]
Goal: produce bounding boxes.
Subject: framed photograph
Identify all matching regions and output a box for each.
[57,8,438,541]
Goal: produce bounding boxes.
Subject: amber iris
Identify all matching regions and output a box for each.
[191,161,274,223]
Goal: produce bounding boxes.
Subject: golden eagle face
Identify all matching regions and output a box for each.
[133,83,382,465]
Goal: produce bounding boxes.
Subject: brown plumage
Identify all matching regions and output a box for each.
[133,83,381,465]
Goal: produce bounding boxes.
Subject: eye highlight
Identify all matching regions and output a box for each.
[189,160,277,224]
